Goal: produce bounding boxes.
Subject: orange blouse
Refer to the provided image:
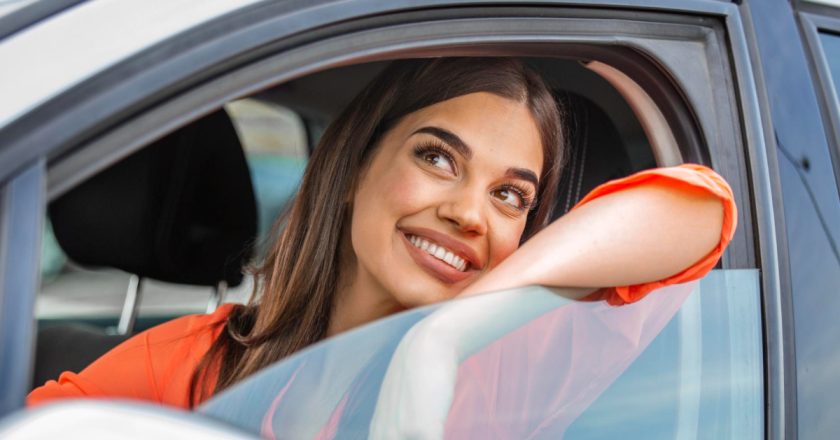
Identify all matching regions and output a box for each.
[27,164,737,409]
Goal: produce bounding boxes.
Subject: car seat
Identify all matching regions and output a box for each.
[33,109,257,389]
[553,91,633,219]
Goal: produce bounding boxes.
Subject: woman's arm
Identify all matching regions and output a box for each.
[460,182,722,296]
[461,164,735,300]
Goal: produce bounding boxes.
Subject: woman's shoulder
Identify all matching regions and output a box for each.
[27,303,237,408]
[100,302,236,360]
[143,303,235,346]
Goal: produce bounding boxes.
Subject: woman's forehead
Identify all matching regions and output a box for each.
[396,92,544,175]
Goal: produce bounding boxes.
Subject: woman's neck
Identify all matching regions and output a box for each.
[327,263,405,337]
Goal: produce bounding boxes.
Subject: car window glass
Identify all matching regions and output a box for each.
[224,99,308,245]
[819,31,840,112]
[566,270,762,439]
[200,270,762,439]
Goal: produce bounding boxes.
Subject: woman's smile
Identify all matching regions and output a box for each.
[407,235,468,272]
[397,226,484,284]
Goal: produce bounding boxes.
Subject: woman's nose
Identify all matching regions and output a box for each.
[437,187,488,235]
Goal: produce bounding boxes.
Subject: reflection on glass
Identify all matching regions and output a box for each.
[566,270,762,439]
[225,99,308,244]
[200,270,761,439]
[786,31,840,440]
[820,32,840,106]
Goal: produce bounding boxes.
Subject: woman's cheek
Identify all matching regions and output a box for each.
[487,224,526,269]
[383,168,437,211]
[492,239,520,268]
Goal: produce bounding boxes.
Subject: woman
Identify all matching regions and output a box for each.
[28,58,735,411]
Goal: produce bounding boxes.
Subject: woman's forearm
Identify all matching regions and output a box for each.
[460,182,724,296]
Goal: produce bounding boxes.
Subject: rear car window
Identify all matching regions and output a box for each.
[819,31,840,110]
[36,101,308,323]
[225,99,308,243]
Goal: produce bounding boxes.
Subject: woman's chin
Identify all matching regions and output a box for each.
[391,275,472,308]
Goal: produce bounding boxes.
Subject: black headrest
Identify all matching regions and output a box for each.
[49,109,257,287]
[554,92,632,219]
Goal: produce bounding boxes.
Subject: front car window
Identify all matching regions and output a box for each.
[200,271,762,439]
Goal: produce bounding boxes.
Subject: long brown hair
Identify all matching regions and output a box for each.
[190,57,567,405]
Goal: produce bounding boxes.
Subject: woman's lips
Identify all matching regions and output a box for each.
[408,234,469,271]
[398,227,481,284]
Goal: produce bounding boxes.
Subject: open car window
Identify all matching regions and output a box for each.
[31,56,656,328]
[200,270,762,439]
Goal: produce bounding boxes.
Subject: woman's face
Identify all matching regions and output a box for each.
[349,92,544,308]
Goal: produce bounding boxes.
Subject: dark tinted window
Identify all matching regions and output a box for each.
[750,5,840,437]
[789,30,840,439]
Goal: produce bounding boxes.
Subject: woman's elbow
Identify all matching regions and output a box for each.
[656,186,725,272]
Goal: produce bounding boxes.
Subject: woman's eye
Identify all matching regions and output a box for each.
[417,147,456,174]
[492,188,525,210]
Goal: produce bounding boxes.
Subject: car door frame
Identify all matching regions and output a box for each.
[0,161,45,416]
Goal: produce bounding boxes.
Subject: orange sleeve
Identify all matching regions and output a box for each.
[571,164,737,305]
[27,304,233,409]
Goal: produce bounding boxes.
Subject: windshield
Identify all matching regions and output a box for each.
[200,270,761,439]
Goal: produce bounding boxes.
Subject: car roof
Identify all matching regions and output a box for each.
[0,0,262,130]
[0,0,37,20]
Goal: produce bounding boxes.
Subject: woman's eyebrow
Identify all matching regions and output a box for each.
[413,126,472,159]
[414,126,539,186]
[507,168,539,188]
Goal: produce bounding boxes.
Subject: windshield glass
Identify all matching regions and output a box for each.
[200,270,761,439]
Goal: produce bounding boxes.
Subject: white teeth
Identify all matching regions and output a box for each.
[434,247,446,259]
[407,234,469,272]
[457,259,465,271]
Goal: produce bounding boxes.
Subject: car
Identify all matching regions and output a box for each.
[0,0,839,438]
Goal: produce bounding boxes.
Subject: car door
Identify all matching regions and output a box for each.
[1,1,769,437]
[782,1,840,438]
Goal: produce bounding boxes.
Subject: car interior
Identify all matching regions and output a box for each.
[31,57,657,389]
